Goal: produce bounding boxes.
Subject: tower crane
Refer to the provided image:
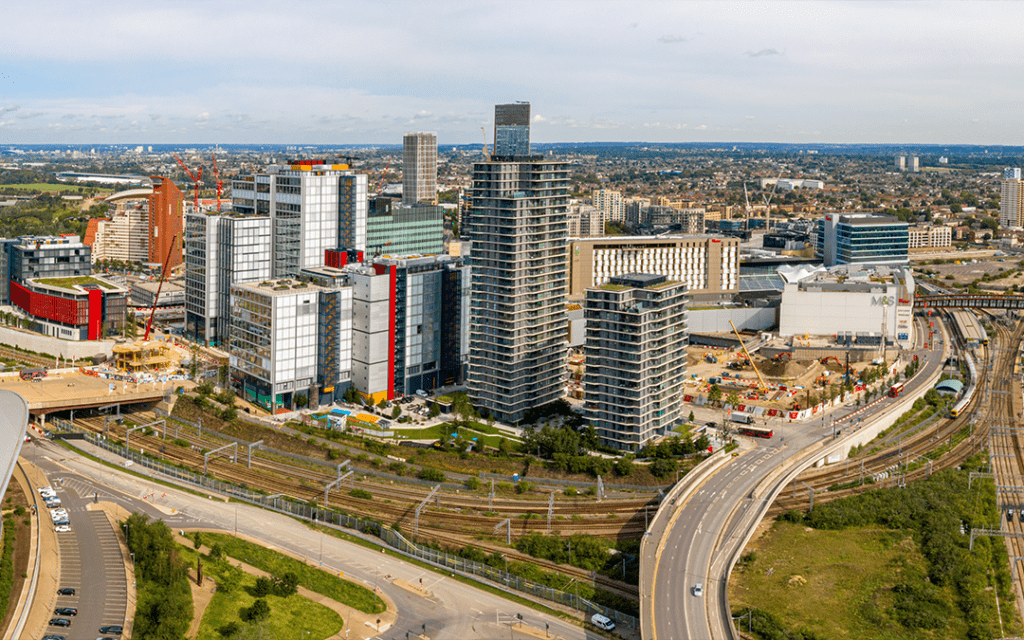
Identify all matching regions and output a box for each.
[211,153,223,212]
[481,126,490,161]
[144,234,178,342]
[729,320,769,395]
[173,154,203,210]
[376,159,391,195]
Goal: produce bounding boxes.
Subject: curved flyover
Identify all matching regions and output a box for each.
[643,317,950,639]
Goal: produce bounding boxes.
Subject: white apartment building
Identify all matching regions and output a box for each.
[569,235,739,302]
[231,163,368,276]
[592,189,624,223]
[1001,168,1024,230]
[230,279,323,412]
[908,225,952,250]
[92,201,149,263]
[567,203,605,236]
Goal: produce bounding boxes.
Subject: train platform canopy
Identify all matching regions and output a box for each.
[935,379,964,396]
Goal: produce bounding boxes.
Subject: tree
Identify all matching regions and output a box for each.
[244,598,271,622]
[295,393,308,409]
[218,364,229,387]
[391,405,401,419]
[688,410,695,423]
[252,576,274,597]
[725,390,741,407]
[429,402,441,418]
[707,384,723,406]
[274,571,299,597]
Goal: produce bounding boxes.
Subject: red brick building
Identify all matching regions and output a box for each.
[148,176,183,268]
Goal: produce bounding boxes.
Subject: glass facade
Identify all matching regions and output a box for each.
[466,159,570,423]
[816,214,909,267]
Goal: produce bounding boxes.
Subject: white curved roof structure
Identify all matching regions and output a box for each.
[104,188,154,203]
[0,391,27,500]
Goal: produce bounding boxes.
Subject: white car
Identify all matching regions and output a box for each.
[590,613,615,631]
[54,525,70,533]
[692,583,704,597]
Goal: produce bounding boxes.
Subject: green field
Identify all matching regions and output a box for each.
[729,516,1019,640]
[177,544,343,640]
[0,183,115,193]
[201,533,386,614]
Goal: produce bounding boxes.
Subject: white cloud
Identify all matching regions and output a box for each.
[658,35,689,44]
[744,48,781,58]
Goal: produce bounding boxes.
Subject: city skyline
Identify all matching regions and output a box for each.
[2,1,1024,145]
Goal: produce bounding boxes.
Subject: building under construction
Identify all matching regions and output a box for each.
[112,341,175,373]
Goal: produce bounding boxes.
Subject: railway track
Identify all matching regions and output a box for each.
[770,327,992,514]
[70,411,647,539]
[982,319,1024,625]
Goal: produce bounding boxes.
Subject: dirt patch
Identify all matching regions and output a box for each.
[758,358,811,379]
[787,574,807,587]
[185,567,218,640]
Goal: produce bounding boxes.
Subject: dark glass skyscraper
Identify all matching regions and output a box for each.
[493,103,531,158]
[466,103,569,423]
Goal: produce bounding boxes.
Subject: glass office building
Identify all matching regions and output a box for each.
[815,214,909,267]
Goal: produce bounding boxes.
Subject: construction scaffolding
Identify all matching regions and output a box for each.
[112,340,175,373]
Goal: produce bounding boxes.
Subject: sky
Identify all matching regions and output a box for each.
[1,1,1023,146]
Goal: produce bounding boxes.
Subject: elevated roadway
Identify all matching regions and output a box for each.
[916,294,1024,310]
[643,316,950,640]
[0,371,191,420]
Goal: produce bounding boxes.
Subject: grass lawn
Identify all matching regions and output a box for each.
[0,183,115,193]
[35,275,116,290]
[201,533,385,614]
[730,521,967,640]
[191,561,343,640]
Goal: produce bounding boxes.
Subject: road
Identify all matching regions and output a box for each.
[648,315,947,640]
[26,437,611,640]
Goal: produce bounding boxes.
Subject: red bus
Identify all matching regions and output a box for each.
[888,383,904,397]
[19,368,46,381]
[739,426,774,439]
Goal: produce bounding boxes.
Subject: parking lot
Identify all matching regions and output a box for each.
[43,477,129,639]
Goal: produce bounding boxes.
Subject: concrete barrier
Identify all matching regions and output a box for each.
[0,327,115,361]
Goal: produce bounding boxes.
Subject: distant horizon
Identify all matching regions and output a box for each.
[6,141,1024,153]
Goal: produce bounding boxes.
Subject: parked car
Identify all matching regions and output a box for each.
[54,525,71,533]
[54,607,78,616]
[99,625,123,635]
[590,613,615,631]
[49,618,71,627]
[42,635,66,640]
[57,587,75,596]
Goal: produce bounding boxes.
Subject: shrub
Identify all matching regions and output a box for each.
[252,576,274,597]
[243,598,271,622]
[349,488,373,500]
[418,468,446,482]
[464,476,481,491]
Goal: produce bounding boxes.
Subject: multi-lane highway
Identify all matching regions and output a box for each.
[646,316,949,640]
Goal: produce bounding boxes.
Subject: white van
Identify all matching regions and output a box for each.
[590,613,615,631]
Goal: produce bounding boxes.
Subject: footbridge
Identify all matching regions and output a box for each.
[916,294,1024,310]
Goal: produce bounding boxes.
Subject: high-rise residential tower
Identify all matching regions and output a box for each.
[1000,168,1024,230]
[493,103,531,158]
[466,103,569,423]
[583,274,689,451]
[148,176,184,268]
[403,132,437,205]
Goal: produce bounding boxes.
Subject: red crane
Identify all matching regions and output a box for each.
[173,154,203,209]
[376,159,391,195]
[211,152,223,212]
[144,233,178,342]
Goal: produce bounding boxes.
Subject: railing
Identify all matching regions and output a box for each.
[47,419,637,630]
